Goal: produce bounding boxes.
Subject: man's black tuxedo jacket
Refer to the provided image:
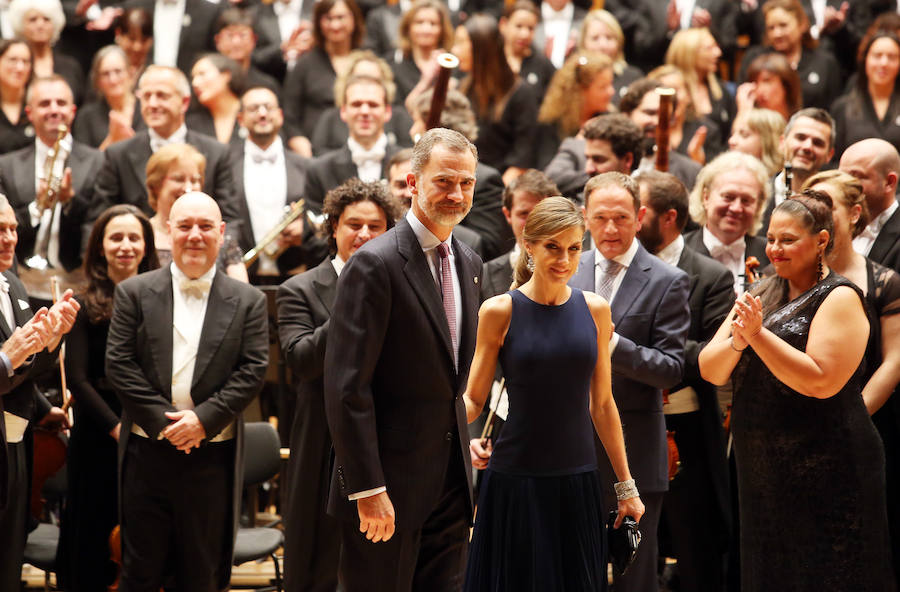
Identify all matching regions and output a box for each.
[228,141,328,274]
[480,251,513,301]
[303,144,401,213]
[570,244,690,493]
[324,218,481,529]
[674,244,735,527]
[92,129,240,223]
[105,266,269,587]
[0,270,55,507]
[683,228,771,273]
[125,0,220,75]
[0,142,103,271]
[869,203,900,274]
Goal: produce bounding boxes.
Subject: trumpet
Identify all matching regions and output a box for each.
[26,124,71,271]
[242,200,327,266]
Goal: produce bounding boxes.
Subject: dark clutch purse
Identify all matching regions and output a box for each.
[607,511,642,576]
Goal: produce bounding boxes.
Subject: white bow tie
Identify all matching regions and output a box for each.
[180,278,210,300]
[351,148,385,168]
[710,241,744,262]
[251,152,278,165]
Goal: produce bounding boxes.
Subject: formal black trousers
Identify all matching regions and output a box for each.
[120,436,235,592]
[660,411,728,592]
[0,441,27,592]
[338,444,470,592]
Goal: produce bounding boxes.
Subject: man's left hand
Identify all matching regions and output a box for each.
[39,406,70,431]
[278,214,304,247]
[162,410,207,453]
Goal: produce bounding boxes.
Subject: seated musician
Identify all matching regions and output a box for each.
[231,86,327,284]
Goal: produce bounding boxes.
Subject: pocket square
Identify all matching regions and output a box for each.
[17,299,28,310]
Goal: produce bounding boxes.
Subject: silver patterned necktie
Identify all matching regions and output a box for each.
[596,258,624,302]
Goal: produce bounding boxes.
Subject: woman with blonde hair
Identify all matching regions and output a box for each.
[727,108,786,177]
[666,27,735,138]
[577,9,642,101]
[537,50,614,166]
[390,0,453,104]
[145,144,247,281]
[463,195,643,590]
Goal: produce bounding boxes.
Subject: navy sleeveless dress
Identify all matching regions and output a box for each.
[464,288,608,591]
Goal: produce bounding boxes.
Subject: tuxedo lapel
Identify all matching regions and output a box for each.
[68,144,95,197]
[192,273,239,389]
[677,248,700,300]
[126,133,153,191]
[870,208,900,263]
[285,154,306,203]
[7,275,32,329]
[570,249,595,292]
[336,146,359,181]
[144,269,174,397]
[310,261,338,313]
[611,247,651,325]
[397,221,455,367]
[13,148,35,206]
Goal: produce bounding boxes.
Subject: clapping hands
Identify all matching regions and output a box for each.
[732,292,763,346]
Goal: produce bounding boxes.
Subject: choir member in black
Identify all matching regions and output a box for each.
[827,167,900,585]
[739,0,842,110]
[310,50,413,157]
[452,13,539,184]
[647,64,725,164]
[9,0,84,104]
[73,45,144,150]
[213,8,281,96]
[56,205,159,592]
[576,9,642,103]
[666,27,736,143]
[727,107,786,178]
[0,39,33,154]
[283,0,364,157]
[500,2,556,104]
[187,54,244,146]
[277,179,400,592]
[736,51,803,122]
[113,7,153,84]
[361,0,400,58]
[389,0,453,107]
[536,50,614,170]
[699,192,895,591]
[831,28,900,157]
[251,0,315,83]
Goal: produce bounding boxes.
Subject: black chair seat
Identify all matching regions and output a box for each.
[24,523,59,572]
[233,527,284,565]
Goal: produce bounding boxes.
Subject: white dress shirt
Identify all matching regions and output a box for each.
[274,0,303,42]
[655,234,685,267]
[593,238,639,353]
[153,0,186,68]
[331,254,346,277]
[149,124,188,153]
[347,135,388,183]
[244,138,288,274]
[29,135,71,269]
[702,226,746,296]
[541,1,575,69]
[0,0,14,39]
[675,0,697,29]
[854,200,899,257]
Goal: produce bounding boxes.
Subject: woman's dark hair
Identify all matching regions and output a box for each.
[460,13,517,122]
[313,0,364,50]
[82,205,159,323]
[114,7,153,39]
[398,0,453,57]
[853,29,900,102]
[745,52,802,116]
[0,39,32,102]
[193,53,246,98]
[322,178,401,254]
[751,190,834,315]
[512,196,584,289]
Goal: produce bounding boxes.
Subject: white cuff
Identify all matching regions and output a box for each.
[609,331,620,354]
[348,486,387,501]
[28,200,41,228]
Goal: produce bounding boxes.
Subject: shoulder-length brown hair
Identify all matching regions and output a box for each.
[397,0,453,58]
[82,204,159,322]
[313,0,365,50]
[459,13,517,122]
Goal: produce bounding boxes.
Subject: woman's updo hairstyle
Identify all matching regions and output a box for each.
[802,169,868,238]
[777,190,835,254]
[512,196,584,289]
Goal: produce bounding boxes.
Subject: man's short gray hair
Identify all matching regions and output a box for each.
[411,128,477,176]
[138,65,191,98]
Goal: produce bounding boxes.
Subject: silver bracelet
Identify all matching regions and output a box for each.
[614,478,639,501]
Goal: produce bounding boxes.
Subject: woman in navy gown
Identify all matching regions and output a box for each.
[463,196,644,591]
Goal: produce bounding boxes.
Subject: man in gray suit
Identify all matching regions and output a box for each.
[106,192,268,592]
[569,171,690,592]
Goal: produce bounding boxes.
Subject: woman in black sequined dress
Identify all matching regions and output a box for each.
[699,193,895,591]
